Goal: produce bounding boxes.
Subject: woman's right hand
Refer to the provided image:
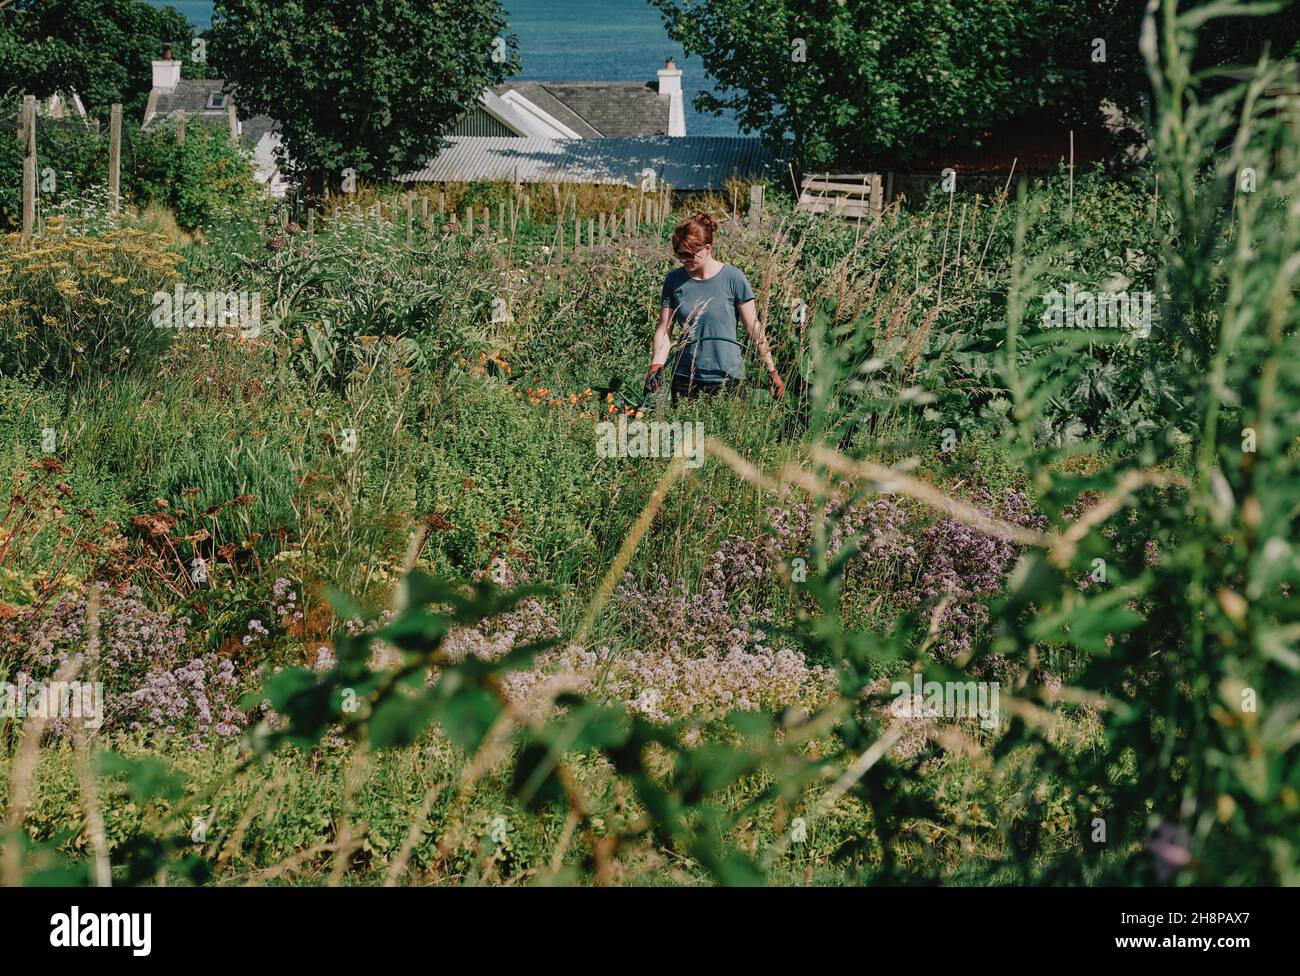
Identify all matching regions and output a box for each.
[644,363,664,395]
[768,367,785,399]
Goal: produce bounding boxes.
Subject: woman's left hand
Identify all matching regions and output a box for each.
[768,368,785,399]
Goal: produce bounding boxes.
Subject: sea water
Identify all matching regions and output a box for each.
[146,0,740,135]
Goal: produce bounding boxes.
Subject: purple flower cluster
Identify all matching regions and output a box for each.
[499,538,835,722]
[272,577,304,624]
[767,490,912,566]
[768,486,1045,661]
[610,643,832,722]
[242,618,270,645]
[0,584,246,743]
[441,562,560,663]
[340,483,1046,731]
[8,584,190,676]
[613,536,775,658]
[494,643,833,724]
[312,644,337,672]
[126,657,244,750]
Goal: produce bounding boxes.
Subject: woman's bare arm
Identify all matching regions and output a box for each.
[738,299,784,396]
[650,305,674,368]
[738,299,775,371]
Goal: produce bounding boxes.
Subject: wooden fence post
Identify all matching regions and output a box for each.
[406,196,414,246]
[465,205,474,237]
[498,200,505,234]
[108,103,122,216]
[599,212,606,245]
[20,95,36,241]
[749,184,763,231]
[175,110,186,146]
[587,218,594,250]
[438,190,445,215]
[523,193,530,222]
[307,209,315,234]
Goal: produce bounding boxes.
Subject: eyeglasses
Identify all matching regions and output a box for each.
[675,247,704,261]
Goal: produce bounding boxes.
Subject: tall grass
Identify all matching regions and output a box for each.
[1,0,1297,886]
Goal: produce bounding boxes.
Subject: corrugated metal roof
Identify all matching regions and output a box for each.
[399,136,782,190]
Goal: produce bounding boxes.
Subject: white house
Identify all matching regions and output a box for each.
[141,56,286,197]
[455,59,687,139]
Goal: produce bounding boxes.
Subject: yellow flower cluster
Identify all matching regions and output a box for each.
[0,229,180,332]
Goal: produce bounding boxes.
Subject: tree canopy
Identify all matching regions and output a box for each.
[0,0,197,118]
[649,0,1300,168]
[209,0,519,196]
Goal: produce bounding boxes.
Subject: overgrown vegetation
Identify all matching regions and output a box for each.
[0,0,1297,887]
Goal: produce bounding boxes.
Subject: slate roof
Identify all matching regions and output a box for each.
[239,114,279,147]
[399,136,781,191]
[491,81,671,137]
[142,78,276,149]
[147,79,228,118]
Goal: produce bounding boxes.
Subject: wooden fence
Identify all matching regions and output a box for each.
[12,93,124,240]
[795,173,884,220]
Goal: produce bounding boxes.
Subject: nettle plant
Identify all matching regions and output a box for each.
[969,0,1300,883]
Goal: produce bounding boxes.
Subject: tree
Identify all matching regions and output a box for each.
[209,0,519,199]
[0,0,197,118]
[648,0,1300,169]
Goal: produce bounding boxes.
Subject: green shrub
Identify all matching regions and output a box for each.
[0,227,179,382]
[125,118,260,231]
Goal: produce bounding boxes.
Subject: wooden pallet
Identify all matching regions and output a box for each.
[796,173,884,220]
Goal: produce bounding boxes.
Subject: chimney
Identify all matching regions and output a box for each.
[153,49,181,92]
[657,58,685,137]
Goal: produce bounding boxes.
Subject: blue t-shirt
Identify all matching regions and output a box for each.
[660,263,755,383]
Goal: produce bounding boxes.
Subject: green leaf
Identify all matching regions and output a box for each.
[369,690,439,749]
[433,685,502,752]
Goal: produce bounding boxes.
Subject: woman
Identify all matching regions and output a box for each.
[644,212,785,404]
